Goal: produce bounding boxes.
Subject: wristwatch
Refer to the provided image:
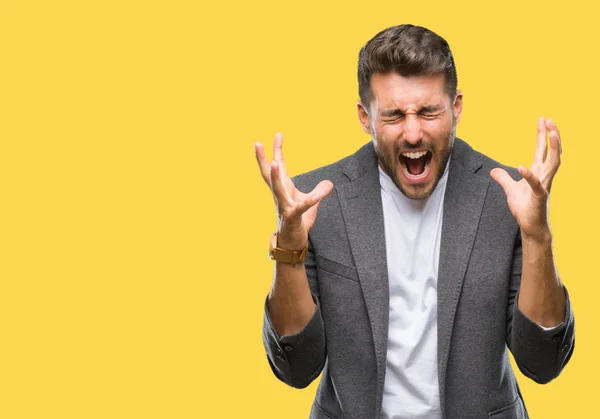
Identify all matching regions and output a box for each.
[268,232,308,264]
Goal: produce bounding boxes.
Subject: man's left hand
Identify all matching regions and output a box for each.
[490,117,562,242]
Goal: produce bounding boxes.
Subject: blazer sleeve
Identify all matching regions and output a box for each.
[505,232,576,384]
[262,238,327,389]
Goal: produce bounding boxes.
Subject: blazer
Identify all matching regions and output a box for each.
[262,138,575,419]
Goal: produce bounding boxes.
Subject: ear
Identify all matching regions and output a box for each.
[453,90,463,123]
[357,101,371,134]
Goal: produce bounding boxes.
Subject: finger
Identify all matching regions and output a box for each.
[273,132,284,161]
[273,132,288,177]
[490,168,516,196]
[534,116,547,163]
[546,119,562,156]
[270,160,293,208]
[541,130,561,191]
[542,119,562,188]
[254,142,272,185]
[294,180,334,215]
[545,118,561,138]
[518,165,547,198]
[546,129,561,168]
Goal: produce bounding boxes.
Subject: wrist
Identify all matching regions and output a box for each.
[521,226,552,246]
[276,226,308,251]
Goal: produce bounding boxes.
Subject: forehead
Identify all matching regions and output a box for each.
[370,72,448,109]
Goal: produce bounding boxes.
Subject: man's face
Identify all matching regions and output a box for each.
[358,72,463,200]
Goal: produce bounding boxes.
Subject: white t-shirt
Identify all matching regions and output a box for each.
[379,160,450,419]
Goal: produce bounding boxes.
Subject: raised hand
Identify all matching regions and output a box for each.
[490,117,562,241]
[255,133,334,250]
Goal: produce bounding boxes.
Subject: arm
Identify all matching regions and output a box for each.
[262,239,327,388]
[492,117,575,384]
[254,133,333,388]
[506,233,575,384]
[518,231,565,327]
[267,255,316,337]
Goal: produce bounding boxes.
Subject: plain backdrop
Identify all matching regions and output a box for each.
[0,0,596,417]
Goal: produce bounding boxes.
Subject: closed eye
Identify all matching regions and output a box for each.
[377,106,447,123]
[381,115,404,123]
[419,112,442,120]
[379,109,405,122]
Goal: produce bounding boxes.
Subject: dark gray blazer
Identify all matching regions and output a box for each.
[262,138,575,419]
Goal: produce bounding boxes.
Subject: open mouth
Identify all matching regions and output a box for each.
[399,150,433,180]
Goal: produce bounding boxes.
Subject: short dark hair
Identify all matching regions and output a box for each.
[358,24,457,109]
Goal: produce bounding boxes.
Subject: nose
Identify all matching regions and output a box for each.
[403,114,423,144]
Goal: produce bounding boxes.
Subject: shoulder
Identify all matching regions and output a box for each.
[453,138,521,182]
[291,142,375,193]
[451,138,523,221]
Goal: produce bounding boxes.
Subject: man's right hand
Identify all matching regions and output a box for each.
[254,133,334,251]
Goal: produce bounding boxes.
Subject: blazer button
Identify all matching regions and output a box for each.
[552,336,561,344]
[284,345,294,352]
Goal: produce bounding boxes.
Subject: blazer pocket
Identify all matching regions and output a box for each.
[316,255,359,283]
[311,401,338,419]
[488,396,527,418]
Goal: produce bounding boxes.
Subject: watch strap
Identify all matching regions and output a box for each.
[268,232,308,263]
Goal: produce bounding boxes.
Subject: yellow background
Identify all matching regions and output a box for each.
[0,0,596,417]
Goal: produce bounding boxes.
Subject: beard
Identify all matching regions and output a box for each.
[372,118,456,200]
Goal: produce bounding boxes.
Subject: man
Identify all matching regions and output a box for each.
[254,24,574,419]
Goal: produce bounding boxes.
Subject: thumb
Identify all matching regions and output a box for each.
[294,180,334,216]
[490,168,515,196]
[313,180,334,201]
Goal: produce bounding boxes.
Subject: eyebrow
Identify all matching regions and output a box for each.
[420,105,443,113]
[379,104,443,118]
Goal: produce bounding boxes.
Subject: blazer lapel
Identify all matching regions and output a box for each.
[337,142,389,418]
[437,139,490,416]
